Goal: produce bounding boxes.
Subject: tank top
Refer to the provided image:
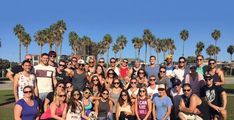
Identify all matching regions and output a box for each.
[72,70,86,91]
[98,99,110,117]
[110,90,120,113]
[119,104,132,117]
[66,101,83,120]
[131,67,138,78]
[212,70,221,83]
[18,72,35,99]
[41,103,67,119]
[197,99,210,120]
[137,97,151,119]
[16,99,38,120]
[181,94,191,108]
[119,67,129,78]
[82,98,93,111]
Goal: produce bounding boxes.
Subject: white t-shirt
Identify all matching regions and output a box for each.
[147,85,158,99]
[173,68,185,82]
[34,64,56,93]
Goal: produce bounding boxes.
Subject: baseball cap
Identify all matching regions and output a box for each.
[78,59,85,64]
[158,84,166,89]
[204,73,213,80]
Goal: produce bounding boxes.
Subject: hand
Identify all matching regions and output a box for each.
[193,108,201,114]
[214,82,221,86]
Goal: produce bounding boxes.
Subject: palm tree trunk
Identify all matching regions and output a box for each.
[156,52,159,64]
[145,44,148,65]
[19,42,21,63]
[138,48,140,60]
[25,46,28,54]
[114,53,117,59]
[215,40,217,60]
[120,49,122,59]
[60,43,62,56]
[107,49,109,68]
[40,45,42,55]
[135,48,137,59]
[150,46,152,56]
[163,52,166,61]
[182,41,185,57]
[49,44,52,51]
[231,54,233,62]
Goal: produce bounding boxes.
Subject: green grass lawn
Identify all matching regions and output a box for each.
[0,85,234,120]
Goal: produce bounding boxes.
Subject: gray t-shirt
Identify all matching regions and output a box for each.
[72,70,86,91]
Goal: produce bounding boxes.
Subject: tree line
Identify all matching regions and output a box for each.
[13,20,234,63]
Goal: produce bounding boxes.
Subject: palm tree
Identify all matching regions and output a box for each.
[68,32,80,55]
[34,29,47,55]
[112,44,119,58]
[206,44,220,58]
[57,20,67,55]
[102,34,112,65]
[143,29,153,64]
[97,41,106,58]
[116,35,127,59]
[132,37,143,59]
[166,38,176,55]
[195,41,205,55]
[154,38,162,64]
[13,24,25,63]
[227,45,234,62]
[81,36,92,60]
[161,39,168,60]
[21,32,31,54]
[180,29,189,57]
[211,29,221,59]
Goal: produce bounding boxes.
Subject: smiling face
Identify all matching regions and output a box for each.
[23,87,33,98]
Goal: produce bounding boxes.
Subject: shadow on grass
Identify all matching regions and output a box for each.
[0,93,14,106]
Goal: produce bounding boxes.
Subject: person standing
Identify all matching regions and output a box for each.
[34,53,57,103]
[13,60,38,101]
[200,73,227,120]
[173,57,190,84]
[6,54,33,82]
[196,55,206,75]
[145,56,159,78]
[129,60,142,78]
[56,60,71,82]
[206,59,225,86]
[48,51,58,67]
[107,57,120,76]
[118,59,130,80]
[70,59,87,91]
[165,54,175,79]
[156,66,171,89]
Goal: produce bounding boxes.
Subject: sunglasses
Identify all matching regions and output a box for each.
[73,93,80,96]
[114,82,120,85]
[139,90,145,93]
[99,61,104,63]
[139,72,145,74]
[197,59,203,61]
[205,78,212,81]
[175,84,181,86]
[183,89,191,92]
[24,91,32,93]
[89,62,94,63]
[102,92,109,95]
[121,94,127,96]
[72,60,77,62]
[108,72,114,75]
[26,58,33,61]
[93,79,99,82]
[59,95,66,97]
[131,82,137,84]
[84,91,91,95]
[149,79,156,81]
[59,64,66,67]
[209,62,215,65]
[50,55,56,58]
[158,88,165,91]
[160,71,166,73]
[179,61,185,63]
[110,61,116,63]
[78,64,85,67]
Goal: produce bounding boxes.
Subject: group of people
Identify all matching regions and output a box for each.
[7,51,227,120]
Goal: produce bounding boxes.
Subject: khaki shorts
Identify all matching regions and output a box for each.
[180,112,203,120]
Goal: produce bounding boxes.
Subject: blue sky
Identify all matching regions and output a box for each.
[0,0,234,63]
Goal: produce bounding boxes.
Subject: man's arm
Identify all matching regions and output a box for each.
[13,74,19,102]
[6,70,14,82]
[179,95,197,113]
[221,91,227,109]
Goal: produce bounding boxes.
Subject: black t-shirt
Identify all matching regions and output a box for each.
[11,65,23,76]
[200,85,224,106]
[55,70,70,82]
[46,92,54,105]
